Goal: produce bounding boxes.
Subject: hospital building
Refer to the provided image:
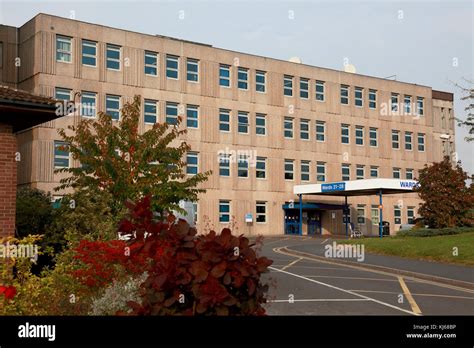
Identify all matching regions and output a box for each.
[0,13,456,237]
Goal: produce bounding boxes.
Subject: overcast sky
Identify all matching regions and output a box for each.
[1,0,472,173]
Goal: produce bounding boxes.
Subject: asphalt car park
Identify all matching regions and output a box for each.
[257,237,474,315]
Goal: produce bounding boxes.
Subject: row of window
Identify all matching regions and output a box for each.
[55,35,426,109]
[354,205,416,226]
[58,88,427,152]
[218,200,415,225]
[55,142,418,184]
[219,200,267,223]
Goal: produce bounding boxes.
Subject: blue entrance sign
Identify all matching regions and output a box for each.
[321,182,346,192]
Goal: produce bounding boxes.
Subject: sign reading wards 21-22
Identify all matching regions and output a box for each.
[321,182,346,192]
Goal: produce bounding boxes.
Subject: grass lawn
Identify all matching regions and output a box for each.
[339,232,474,266]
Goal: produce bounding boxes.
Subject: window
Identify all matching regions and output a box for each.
[392,130,400,149]
[394,207,402,224]
[55,87,71,102]
[417,97,424,116]
[356,165,365,180]
[81,91,96,117]
[357,205,366,224]
[355,87,363,107]
[186,105,198,128]
[144,99,157,124]
[106,44,121,70]
[405,132,413,150]
[300,78,309,99]
[186,152,198,175]
[315,81,325,101]
[219,109,230,132]
[391,93,399,112]
[341,124,350,144]
[106,95,120,121]
[392,168,401,179]
[369,127,378,147]
[256,70,266,92]
[145,51,158,76]
[219,64,231,87]
[407,206,415,224]
[166,102,179,125]
[186,58,199,82]
[284,75,293,96]
[369,89,377,109]
[237,67,248,90]
[406,168,414,180]
[355,126,364,145]
[284,159,294,180]
[238,111,249,134]
[284,117,294,139]
[219,153,231,177]
[219,200,230,223]
[418,133,425,151]
[0,42,3,68]
[56,35,72,63]
[256,202,267,223]
[166,55,179,79]
[340,85,349,105]
[301,160,310,181]
[256,113,266,135]
[54,141,69,168]
[82,40,96,66]
[342,164,350,181]
[404,95,412,114]
[256,157,266,179]
[316,162,326,182]
[300,119,309,140]
[371,206,380,225]
[316,121,325,142]
[370,166,379,178]
[238,155,249,178]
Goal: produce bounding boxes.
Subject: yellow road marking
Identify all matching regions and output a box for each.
[398,276,422,315]
[281,257,303,271]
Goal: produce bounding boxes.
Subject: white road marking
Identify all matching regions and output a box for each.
[348,289,474,300]
[321,238,329,244]
[269,266,420,316]
[281,257,303,271]
[269,298,370,303]
[273,246,474,294]
[301,275,400,282]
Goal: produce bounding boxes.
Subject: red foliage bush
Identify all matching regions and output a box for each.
[72,240,149,288]
[120,195,273,316]
[0,285,17,300]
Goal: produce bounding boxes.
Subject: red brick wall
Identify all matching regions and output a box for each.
[0,123,17,238]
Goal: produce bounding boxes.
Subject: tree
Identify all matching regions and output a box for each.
[15,187,53,238]
[415,157,474,228]
[454,79,473,142]
[55,95,211,216]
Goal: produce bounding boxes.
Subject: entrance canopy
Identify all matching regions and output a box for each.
[294,178,419,197]
[292,179,419,238]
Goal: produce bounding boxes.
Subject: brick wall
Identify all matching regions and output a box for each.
[0,123,17,237]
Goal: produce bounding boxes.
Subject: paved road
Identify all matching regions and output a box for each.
[256,236,474,315]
